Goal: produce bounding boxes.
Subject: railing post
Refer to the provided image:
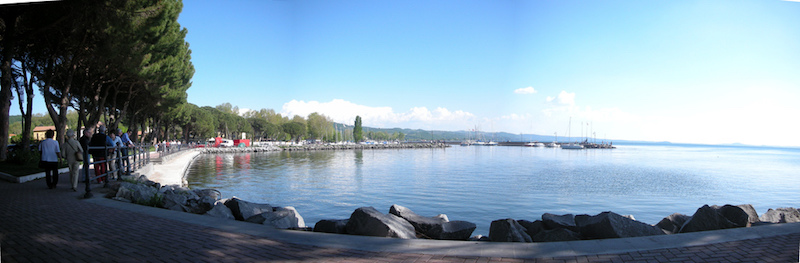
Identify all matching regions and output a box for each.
[83,149,92,198]
[102,143,109,188]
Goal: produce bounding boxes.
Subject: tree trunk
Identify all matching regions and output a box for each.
[0,11,19,161]
[16,62,35,150]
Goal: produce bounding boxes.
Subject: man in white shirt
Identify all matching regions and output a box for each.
[39,129,62,189]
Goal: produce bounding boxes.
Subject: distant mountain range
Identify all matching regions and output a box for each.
[334,123,623,143]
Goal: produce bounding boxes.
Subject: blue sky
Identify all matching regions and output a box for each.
[12,0,800,146]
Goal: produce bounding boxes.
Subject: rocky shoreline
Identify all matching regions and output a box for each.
[108,173,800,243]
[199,143,449,154]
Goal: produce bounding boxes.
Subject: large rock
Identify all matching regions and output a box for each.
[737,204,760,225]
[542,213,578,232]
[193,188,222,201]
[314,219,349,234]
[517,220,544,238]
[345,207,416,239]
[489,219,532,242]
[759,207,800,223]
[656,213,691,234]
[438,221,478,240]
[532,228,582,242]
[388,204,476,240]
[223,197,273,221]
[575,212,665,239]
[204,201,235,220]
[389,204,447,238]
[162,191,188,209]
[116,182,160,205]
[714,205,750,227]
[679,205,748,233]
[245,206,306,229]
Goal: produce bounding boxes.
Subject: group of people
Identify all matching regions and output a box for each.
[38,125,134,191]
[156,140,183,153]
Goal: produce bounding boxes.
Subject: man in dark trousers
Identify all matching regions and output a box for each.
[88,125,114,183]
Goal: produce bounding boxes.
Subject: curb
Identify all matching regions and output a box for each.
[0,167,72,183]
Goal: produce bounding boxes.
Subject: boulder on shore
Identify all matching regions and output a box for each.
[575,212,665,239]
[204,201,235,220]
[656,213,691,235]
[388,204,476,240]
[542,213,579,232]
[116,182,160,205]
[759,207,800,223]
[736,204,760,225]
[314,219,349,234]
[679,204,749,233]
[517,220,544,238]
[224,197,273,221]
[345,207,416,239]
[438,220,478,240]
[245,206,306,229]
[489,219,532,242]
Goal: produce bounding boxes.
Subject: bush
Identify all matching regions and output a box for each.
[7,149,40,166]
[9,134,23,144]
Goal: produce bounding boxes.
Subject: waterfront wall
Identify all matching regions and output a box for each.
[200,143,449,154]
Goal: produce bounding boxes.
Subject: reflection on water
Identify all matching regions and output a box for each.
[185,145,800,236]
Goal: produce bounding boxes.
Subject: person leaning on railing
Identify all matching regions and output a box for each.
[89,125,114,183]
[108,129,122,180]
[119,129,133,175]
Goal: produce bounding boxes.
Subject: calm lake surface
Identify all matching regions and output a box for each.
[185,144,800,236]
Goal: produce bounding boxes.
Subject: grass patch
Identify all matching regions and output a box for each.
[0,161,44,176]
[0,150,69,177]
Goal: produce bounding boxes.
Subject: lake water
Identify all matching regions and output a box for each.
[185,144,800,236]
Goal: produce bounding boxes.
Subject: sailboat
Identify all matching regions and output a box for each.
[562,117,584,150]
[545,132,560,148]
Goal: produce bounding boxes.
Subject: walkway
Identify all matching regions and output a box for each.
[1,172,799,262]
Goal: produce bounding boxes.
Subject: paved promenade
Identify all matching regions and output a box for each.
[1,152,799,262]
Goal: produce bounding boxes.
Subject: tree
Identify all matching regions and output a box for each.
[282,122,305,143]
[306,112,333,140]
[353,116,363,143]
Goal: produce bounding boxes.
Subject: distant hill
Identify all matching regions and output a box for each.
[332,123,612,143]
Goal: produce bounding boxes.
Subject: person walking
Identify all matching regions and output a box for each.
[61,130,84,191]
[39,129,61,189]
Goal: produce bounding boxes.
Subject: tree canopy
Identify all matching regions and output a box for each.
[0,0,194,160]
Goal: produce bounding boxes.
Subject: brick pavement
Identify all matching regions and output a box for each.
[1,174,799,262]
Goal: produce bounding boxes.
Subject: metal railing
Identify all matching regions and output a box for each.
[82,144,150,198]
[155,142,188,160]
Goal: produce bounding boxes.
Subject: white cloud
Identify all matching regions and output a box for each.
[280,99,475,129]
[554,91,575,105]
[514,87,538,94]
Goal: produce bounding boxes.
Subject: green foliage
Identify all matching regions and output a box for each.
[282,122,306,142]
[306,112,334,140]
[133,191,164,207]
[9,134,23,144]
[353,116,363,142]
[6,149,40,166]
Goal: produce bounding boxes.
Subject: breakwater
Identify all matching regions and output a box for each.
[200,143,449,154]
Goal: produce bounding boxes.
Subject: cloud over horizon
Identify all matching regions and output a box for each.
[280,99,475,129]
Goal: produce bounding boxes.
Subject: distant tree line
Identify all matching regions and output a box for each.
[0,0,194,161]
[171,102,339,144]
